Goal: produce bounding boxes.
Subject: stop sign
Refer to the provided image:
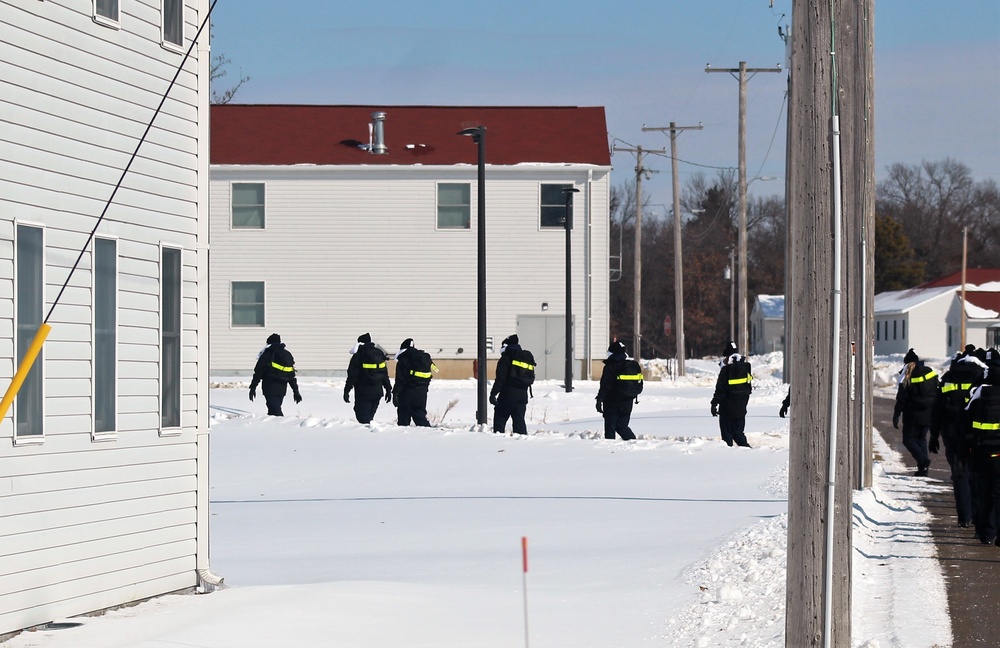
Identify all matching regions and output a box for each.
[663,314,671,336]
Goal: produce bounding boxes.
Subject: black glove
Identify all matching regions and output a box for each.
[343,391,351,404]
[892,412,900,429]
[711,402,719,417]
[779,403,788,418]
[596,400,603,414]
[392,393,398,407]
[489,392,498,406]
[293,390,302,404]
[928,436,939,454]
[249,386,256,401]
[384,390,392,403]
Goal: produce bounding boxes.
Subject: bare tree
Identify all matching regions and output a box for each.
[210,51,250,104]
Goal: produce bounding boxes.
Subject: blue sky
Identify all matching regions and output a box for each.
[210,1,1000,208]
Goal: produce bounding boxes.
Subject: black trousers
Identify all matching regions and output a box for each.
[493,398,527,434]
[718,414,750,447]
[262,381,288,416]
[397,389,430,427]
[354,398,381,424]
[603,406,636,440]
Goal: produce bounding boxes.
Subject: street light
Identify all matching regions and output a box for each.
[458,125,487,426]
[735,175,777,353]
[563,187,580,393]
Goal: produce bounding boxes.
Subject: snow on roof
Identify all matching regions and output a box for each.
[964,292,1000,319]
[754,295,785,319]
[873,285,956,314]
[919,268,1000,288]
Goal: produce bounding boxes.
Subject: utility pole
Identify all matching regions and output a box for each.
[641,122,702,376]
[612,144,664,360]
[961,225,968,349]
[706,61,781,355]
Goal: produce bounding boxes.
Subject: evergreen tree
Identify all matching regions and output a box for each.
[874,213,924,292]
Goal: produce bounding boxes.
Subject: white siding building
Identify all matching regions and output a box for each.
[0,0,215,638]
[749,295,784,355]
[209,105,612,379]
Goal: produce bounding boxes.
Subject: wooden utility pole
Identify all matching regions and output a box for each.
[612,144,664,360]
[784,1,874,647]
[641,122,702,376]
[961,226,968,349]
[706,61,781,355]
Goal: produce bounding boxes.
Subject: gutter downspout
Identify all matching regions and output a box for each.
[585,169,593,379]
[196,0,224,593]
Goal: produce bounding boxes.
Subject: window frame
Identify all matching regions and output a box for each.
[93,237,118,441]
[14,223,45,445]
[231,182,266,229]
[231,281,266,328]
[93,0,120,28]
[436,182,471,230]
[161,0,184,51]
[539,183,574,229]
[160,245,182,434]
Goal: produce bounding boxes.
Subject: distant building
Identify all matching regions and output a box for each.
[209,104,612,379]
[750,295,785,355]
[874,269,1000,358]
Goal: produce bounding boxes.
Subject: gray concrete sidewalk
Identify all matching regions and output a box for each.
[873,396,1000,647]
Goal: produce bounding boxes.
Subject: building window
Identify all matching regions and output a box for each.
[902,319,906,340]
[95,238,117,436]
[988,328,1000,349]
[232,281,265,327]
[437,183,470,229]
[94,0,120,26]
[162,0,183,49]
[232,183,265,229]
[161,247,181,430]
[16,225,44,439]
[540,184,573,228]
[893,320,897,340]
[876,321,880,341]
[947,325,952,348]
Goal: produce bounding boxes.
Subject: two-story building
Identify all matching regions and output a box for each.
[209,104,612,379]
[1,0,215,637]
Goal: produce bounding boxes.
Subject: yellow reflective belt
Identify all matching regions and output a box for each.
[362,362,386,370]
[728,375,752,385]
[618,374,643,381]
[411,370,432,379]
[910,370,937,383]
[973,421,1000,431]
[271,362,294,373]
[512,360,534,370]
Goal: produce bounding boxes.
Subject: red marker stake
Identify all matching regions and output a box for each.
[522,536,530,648]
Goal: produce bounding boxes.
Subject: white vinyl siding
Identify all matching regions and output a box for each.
[208,166,611,374]
[94,237,117,437]
[15,224,44,440]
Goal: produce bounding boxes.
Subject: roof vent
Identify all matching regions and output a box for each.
[368,112,388,155]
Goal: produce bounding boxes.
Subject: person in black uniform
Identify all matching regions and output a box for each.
[392,338,434,427]
[779,391,790,418]
[964,358,1000,545]
[893,348,939,476]
[595,340,639,441]
[710,341,753,447]
[249,333,301,416]
[344,332,392,424]
[931,347,987,527]
[489,335,530,435]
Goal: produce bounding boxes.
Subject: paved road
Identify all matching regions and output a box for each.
[873,396,1000,647]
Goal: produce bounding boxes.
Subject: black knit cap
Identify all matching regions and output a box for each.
[903,348,919,364]
[723,341,737,357]
[400,338,413,350]
[266,333,281,345]
[608,340,626,354]
[357,332,372,344]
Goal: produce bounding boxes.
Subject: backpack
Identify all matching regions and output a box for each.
[615,359,644,398]
[726,360,753,396]
[268,346,296,382]
[359,345,389,386]
[508,348,536,388]
[407,349,434,386]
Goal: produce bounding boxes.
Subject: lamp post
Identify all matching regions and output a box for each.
[725,249,735,342]
[458,125,487,426]
[563,187,580,392]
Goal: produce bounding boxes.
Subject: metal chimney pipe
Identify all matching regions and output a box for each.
[370,112,388,154]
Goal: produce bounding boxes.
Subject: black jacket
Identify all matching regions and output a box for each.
[597,351,634,410]
[711,354,753,417]
[346,343,392,401]
[966,383,1000,452]
[393,347,433,400]
[932,356,985,435]
[250,343,299,395]
[491,343,530,405]
[894,362,938,428]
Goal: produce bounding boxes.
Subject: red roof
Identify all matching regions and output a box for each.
[210,104,611,167]
[919,268,1000,288]
[964,291,1000,314]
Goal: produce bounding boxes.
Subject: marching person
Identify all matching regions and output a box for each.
[710,341,753,448]
[489,335,533,435]
[931,347,987,527]
[344,333,392,424]
[392,338,434,427]
[893,348,938,477]
[779,390,790,418]
[595,340,641,441]
[248,333,301,416]
[965,358,1000,545]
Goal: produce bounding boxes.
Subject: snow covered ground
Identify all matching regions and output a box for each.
[6,353,952,647]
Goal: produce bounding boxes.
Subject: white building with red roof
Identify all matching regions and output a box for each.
[209,104,613,379]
